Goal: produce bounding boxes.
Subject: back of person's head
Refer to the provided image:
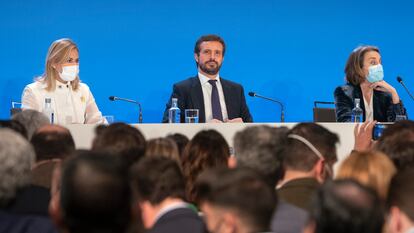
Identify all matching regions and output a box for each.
[284,123,339,173]
[0,119,28,139]
[145,137,180,164]
[196,168,277,233]
[375,120,414,170]
[233,126,289,187]
[336,150,396,200]
[182,129,230,203]
[0,129,35,206]
[166,133,189,159]
[31,124,75,161]
[387,168,414,225]
[59,151,131,233]
[12,109,49,140]
[308,179,384,233]
[130,156,185,205]
[92,122,146,165]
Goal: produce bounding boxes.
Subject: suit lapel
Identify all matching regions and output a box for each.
[190,76,206,123]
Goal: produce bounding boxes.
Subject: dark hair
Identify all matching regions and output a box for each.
[182,130,229,203]
[387,168,414,222]
[194,34,226,56]
[345,45,380,85]
[233,126,289,187]
[60,151,131,233]
[196,168,277,232]
[310,179,384,233]
[31,130,75,161]
[375,120,414,170]
[284,123,339,171]
[0,120,28,139]
[130,156,185,204]
[166,133,189,159]
[92,123,146,165]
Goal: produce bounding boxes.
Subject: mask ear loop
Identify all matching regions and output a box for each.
[287,134,333,177]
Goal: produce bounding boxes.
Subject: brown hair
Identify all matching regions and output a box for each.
[145,137,181,165]
[181,130,229,203]
[344,45,380,85]
[194,34,226,56]
[39,38,80,91]
[336,150,396,200]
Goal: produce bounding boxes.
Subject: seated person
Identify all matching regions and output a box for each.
[21,38,105,124]
[334,45,406,122]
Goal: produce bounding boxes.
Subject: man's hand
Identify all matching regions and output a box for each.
[225,118,244,123]
[353,120,376,151]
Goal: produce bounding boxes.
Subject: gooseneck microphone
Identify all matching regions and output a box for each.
[109,96,143,123]
[397,76,414,101]
[248,92,285,122]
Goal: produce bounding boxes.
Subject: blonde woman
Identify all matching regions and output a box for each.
[21,38,105,124]
[336,150,397,200]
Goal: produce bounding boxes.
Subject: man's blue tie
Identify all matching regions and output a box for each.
[208,79,223,121]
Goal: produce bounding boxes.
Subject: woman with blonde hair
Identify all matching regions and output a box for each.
[145,137,181,165]
[336,150,397,200]
[21,38,105,124]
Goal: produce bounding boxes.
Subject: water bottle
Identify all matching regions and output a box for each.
[168,98,181,123]
[43,97,54,124]
[351,98,363,122]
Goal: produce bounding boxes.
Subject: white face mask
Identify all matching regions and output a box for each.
[58,65,79,82]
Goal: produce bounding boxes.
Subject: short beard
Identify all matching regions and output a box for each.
[199,61,221,75]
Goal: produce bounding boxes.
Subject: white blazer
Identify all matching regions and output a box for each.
[21,80,105,125]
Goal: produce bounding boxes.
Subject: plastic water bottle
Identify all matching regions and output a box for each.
[351,98,363,122]
[168,98,181,123]
[43,98,54,124]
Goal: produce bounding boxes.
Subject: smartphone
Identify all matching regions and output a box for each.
[372,122,393,140]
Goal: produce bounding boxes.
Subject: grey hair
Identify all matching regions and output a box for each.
[0,129,35,206]
[12,109,49,140]
[233,126,289,186]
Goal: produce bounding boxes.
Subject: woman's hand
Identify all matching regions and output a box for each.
[370,81,400,104]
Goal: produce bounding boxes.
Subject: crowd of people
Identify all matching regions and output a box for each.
[1,108,414,233]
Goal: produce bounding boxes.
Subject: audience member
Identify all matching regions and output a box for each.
[49,151,133,233]
[375,120,414,170]
[0,119,28,139]
[386,168,414,233]
[278,123,339,212]
[233,125,307,233]
[92,122,146,165]
[30,124,75,189]
[130,156,206,233]
[196,168,276,233]
[304,179,384,233]
[0,128,57,233]
[166,133,189,159]
[336,150,396,200]
[145,137,181,165]
[181,130,230,203]
[12,109,49,140]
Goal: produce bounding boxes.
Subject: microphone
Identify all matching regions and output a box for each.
[109,96,143,123]
[248,92,285,122]
[397,76,414,101]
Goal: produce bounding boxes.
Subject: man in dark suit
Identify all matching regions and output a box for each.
[130,157,206,233]
[162,34,252,123]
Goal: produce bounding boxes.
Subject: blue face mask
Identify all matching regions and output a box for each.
[366,64,384,83]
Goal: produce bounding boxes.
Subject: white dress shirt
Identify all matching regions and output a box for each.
[21,80,105,125]
[198,72,229,122]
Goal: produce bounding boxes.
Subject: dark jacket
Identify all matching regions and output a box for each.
[162,76,253,123]
[334,83,406,122]
[149,207,207,233]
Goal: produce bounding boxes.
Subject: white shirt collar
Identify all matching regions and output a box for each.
[198,72,220,85]
[154,201,189,223]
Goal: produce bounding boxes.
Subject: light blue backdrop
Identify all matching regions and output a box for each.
[1,0,413,123]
